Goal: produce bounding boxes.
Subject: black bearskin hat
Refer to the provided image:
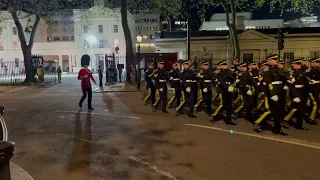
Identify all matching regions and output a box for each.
[81,54,90,67]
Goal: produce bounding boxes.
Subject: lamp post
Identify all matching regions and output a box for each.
[136,34,142,90]
[87,35,97,71]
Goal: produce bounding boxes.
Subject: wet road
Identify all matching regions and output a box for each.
[2,76,320,180]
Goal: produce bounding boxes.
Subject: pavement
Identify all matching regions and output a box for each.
[1,76,320,180]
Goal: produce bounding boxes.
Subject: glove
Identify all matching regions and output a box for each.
[169,77,173,80]
[152,79,155,84]
[271,95,279,102]
[228,86,234,92]
[186,87,191,93]
[283,86,289,90]
[203,88,208,93]
[261,92,264,96]
[247,90,253,95]
[159,88,163,92]
[310,80,317,84]
[257,82,261,86]
[293,97,301,103]
[236,79,240,83]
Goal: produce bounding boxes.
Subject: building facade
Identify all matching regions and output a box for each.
[155,27,320,65]
[0,5,136,73]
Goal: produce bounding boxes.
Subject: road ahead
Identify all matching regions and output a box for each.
[1,76,320,180]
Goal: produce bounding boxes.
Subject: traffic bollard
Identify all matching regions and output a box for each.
[0,141,15,180]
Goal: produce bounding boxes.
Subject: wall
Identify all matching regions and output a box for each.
[200,19,284,30]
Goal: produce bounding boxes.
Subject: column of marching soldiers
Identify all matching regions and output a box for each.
[143,54,320,136]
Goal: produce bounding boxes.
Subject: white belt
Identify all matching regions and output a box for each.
[159,80,166,82]
[271,81,282,85]
[172,78,180,81]
[186,80,196,82]
[309,80,320,84]
[204,80,212,82]
[295,84,304,88]
[225,82,231,85]
[246,85,251,87]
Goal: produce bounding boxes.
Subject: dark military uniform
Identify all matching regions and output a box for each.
[144,66,156,105]
[168,65,181,108]
[152,62,168,112]
[176,60,197,118]
[248,63,260,107]
[195,62,213,115]
[98,67,103,87]
[284,59,309,129]
[260,54,287,135]
[306,57,320,123]
[234,62,255,122]
[278,60,290,120]
[212,60,236,125]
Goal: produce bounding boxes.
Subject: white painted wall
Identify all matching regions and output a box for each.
[200,19,284,30]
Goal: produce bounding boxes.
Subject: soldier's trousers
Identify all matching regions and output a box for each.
[168,87,181,107]
[212,91,233,122]
[194,85,198,105]
[284,100,307,126]
[144,85,156,105]
[153,88,167,111]
[195,89,212,113]
[308,92,319,121]
[176,90,195,115]
[234,92,253,120]
[269,98,283,132]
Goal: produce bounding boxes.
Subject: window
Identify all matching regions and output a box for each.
[13,27,17,35]
[71,36,74,41]
[15,58,19,67]
[243,53,254,62]
[53,36,60,41]
[113,25,118,33]
[62,36,69,41]
[284,52,294,60]
[98,25,103,33]
[84,40,89,49]
[83,25,88,33]
[310,51,320,58]
[99,40,104,48]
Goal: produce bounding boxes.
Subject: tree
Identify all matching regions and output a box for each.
[0,0,90,82]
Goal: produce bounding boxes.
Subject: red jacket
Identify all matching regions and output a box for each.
[78,68,96,88]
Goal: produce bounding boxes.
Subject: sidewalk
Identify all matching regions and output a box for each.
[10,162,33,180]
[0,86,31,93]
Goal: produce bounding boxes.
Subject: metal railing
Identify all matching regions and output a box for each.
[0,106,7,141]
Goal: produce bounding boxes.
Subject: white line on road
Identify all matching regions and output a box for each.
[5,109,17,111]
[74,137,92,143]
[185,124,320,150]
[56,110,141,119]
[128,156,180,180]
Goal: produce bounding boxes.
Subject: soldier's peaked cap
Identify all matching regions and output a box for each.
[148,62,153,65]
[182,60,190,65]
[290,58,302,64]
[172,62,178,66]
[278,60,285,64]
[217,60,227,66]
[250,62,257,65]
[266,54,278,60]
[201,61,209,65]
[81,54,90,67]
[260,60,268,65]
[158,60,164,64]
[310,57,320,63]
[238,62,247,68]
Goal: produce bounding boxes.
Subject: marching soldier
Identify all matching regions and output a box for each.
[258,54,287,135]
[176,60,197,118]
[195,62,213,115]
[234,62,255,122]
[283,59,309,130]
[152,61,169,113]
[144,63,156,105]
[301,58,309,71]
[306,57,320,124]
[231,58,239,74]
[191,63,199,106]
[248,62,260,108]
[211,60,236,125]
[168,63,181,108]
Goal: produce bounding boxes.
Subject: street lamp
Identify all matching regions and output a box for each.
[87,35,97,69]
[136,34,142,90]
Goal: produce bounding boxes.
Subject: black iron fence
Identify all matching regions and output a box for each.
[104,54,127,83]
[0,61,57,84]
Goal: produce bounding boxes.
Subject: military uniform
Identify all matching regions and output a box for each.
[284,59,309,129]
[259,54,287,135]
[306,57,320,124]
[234,62,255,122]
[144,64,156,105]
[176,60,197,118]
[249,62,260,107]
[195,62,213,115]
[212,60,236,125]
[168,63,181,108]
[152,61,168,113]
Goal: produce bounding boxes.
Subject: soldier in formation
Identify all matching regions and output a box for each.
[142,56,320,136]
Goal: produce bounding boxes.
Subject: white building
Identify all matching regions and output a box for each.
[284,16,320,28]
[199,12,284,31]
[0,1,136,73]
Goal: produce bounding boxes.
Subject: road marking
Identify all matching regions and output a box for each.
[74,137,92,143]
[56,110,141,119]
[185,124,320,150]
[5,109,17,111]
[128,156,179,180]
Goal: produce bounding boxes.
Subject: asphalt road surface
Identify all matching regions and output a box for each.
[2,76,320,180]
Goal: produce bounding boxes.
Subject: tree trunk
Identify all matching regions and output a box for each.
[229,0,240,59]
[220,0,235,59]
[120,0,134,83]
[11,11,40,83]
